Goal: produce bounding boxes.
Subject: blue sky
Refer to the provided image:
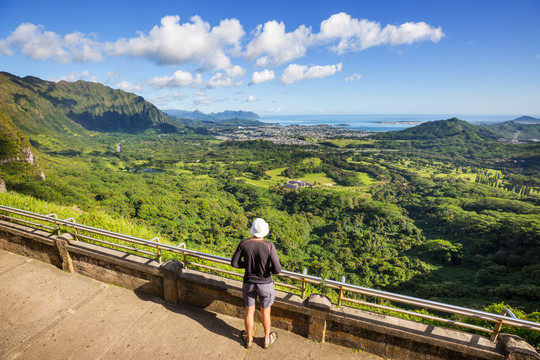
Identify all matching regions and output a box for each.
[0,0,539,115]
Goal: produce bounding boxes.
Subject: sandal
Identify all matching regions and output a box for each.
[241,330,253,349]
[264,332,278,349]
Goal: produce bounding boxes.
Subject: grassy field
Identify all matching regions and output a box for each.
[320,139,374,147]
[302,172,334,185]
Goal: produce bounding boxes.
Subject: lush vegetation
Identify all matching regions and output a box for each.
[1,74,540,347]
[2,127,539,310]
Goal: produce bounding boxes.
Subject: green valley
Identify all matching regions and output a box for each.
[1,74,539,331]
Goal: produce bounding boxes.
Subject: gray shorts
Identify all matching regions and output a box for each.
[242,282,275,308]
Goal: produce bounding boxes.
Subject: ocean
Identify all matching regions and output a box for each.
[259,114,531,132]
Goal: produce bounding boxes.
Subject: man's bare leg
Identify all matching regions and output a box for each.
[260,305,271,344]
[245,305,256,344]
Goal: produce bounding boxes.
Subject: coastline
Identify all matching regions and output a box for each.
[258,114,529,132]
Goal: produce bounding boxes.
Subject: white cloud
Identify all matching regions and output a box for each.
[0,22,103,62]
[206,65,245,88]
[345,73,362,82]
[319,13,444,54]
[108,15,244,71]
[247,95,256,102]
[116,80,142,92]
[207,72,233,88]
[58,70,90,82]
[280,63,342,85]
[242,13,443,68]
[0,39,11,55]
[147,70,202,88]
[250,69,275,85]
[245,21,314,66]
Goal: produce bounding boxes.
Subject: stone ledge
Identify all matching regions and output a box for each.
[66,239,161,276]
[1,220,538,360]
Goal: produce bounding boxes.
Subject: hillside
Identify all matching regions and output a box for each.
[0,72,176,134]
[0,111,44,179]
[374,118,500,141]
[368,117,532,159]
[483,116,540,143]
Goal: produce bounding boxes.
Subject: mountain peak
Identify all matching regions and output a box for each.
[0,72,176,133]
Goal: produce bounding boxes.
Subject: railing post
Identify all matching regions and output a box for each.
[338,276,345,307]
[177,243,187,270]
[302,268,308,299]
[63,217,77,241]
[46,213,60,235]
[151,237,161,263]
[491,308,517,342]
[491,321,503,342]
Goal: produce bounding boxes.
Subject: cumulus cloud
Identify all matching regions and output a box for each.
[245,21,315,66]
[280,63,342,85]
[0,13,444,78]
[249,69,275,85]
[147,70,202,88]
[206,65,245,88]
[116,80,142,92]
[319,13,444,53]
[345,73,362,82]
[0,22,103,62]
[108,15,244,71]
[58,70,91,82]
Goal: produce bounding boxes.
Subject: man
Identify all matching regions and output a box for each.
[231,218,281,349]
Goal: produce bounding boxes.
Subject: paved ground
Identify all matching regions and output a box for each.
[0,249,382,360]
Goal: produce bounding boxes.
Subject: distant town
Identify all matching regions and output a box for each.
[214,124,372,145]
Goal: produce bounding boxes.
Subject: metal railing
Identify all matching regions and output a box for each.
[325,279,540,342]
[1,204,539,342]
[0,205,322,298]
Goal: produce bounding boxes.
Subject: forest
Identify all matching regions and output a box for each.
[3,120,540,316]
[1,72,540,345]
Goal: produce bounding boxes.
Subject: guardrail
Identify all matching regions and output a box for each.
[1,204,539,343]
[0,205,322,298]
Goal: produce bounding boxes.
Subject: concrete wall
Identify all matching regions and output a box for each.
[0,219,538,360]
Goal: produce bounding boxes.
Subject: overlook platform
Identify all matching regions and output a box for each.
[0,249,381,360]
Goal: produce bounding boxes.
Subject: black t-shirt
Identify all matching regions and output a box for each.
[231,237,281,284]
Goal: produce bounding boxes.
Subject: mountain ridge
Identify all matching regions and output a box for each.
[374,117,501,141]
[0,72,176,134]
[164,109,260,122]
[482,116,540,143]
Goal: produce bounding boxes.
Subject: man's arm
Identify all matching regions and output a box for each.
[231,243,244,268]
[269,243,281,274]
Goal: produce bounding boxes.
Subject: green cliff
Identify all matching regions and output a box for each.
[0,72,174,134]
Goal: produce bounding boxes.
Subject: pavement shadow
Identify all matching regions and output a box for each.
[133,289,244,345]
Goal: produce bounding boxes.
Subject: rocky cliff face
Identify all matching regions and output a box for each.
[0,110,45,179]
